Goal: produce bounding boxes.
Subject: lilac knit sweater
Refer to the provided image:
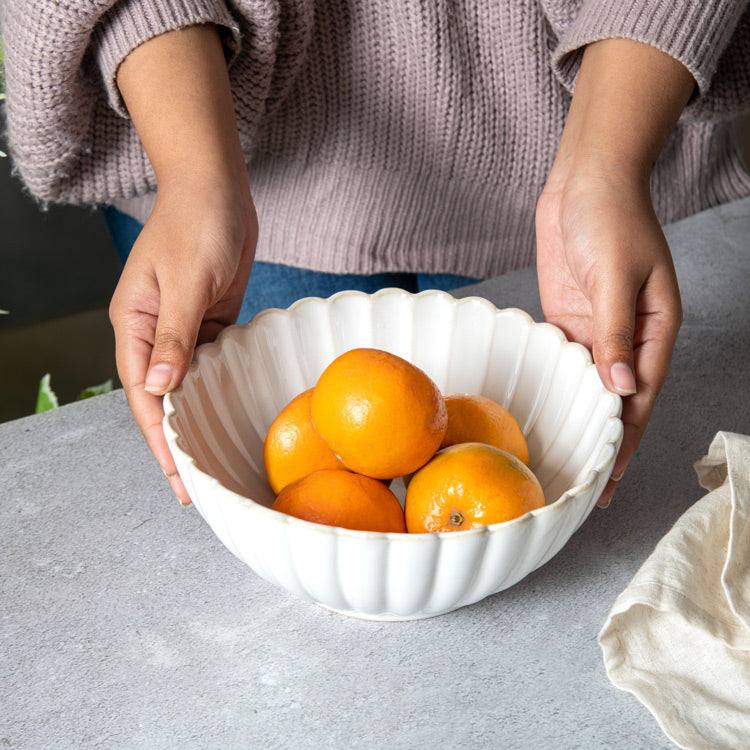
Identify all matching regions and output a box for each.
[2,0,750,276]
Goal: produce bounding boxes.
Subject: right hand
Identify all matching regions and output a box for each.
[109,178,257,504]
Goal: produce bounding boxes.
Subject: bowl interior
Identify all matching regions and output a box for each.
[167,290,620,511]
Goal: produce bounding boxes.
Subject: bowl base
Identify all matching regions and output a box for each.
[317,602,463,621]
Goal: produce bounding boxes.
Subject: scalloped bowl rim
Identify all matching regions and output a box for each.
[163,288,623,541]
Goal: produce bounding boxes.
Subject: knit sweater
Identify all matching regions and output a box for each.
[2,0,750,277]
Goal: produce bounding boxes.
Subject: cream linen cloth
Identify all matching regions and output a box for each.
[599,431,750,750]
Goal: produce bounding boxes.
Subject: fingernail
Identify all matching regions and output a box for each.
[597,483,616,508]
[597,490,614,509]
[611,470,625,482]
[610,362,637,396]
[166,473,191,505]
[145,363,174,395]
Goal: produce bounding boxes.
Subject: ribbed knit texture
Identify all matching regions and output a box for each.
[2,0,750,277]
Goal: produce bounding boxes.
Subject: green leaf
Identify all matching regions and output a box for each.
[77,379,113,401]
[36,374,59,414]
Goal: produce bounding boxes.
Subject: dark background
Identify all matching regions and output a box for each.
[0,123,122,422]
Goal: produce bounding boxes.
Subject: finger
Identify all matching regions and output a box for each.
[597,449,629,509]
[111,306,192,505]
[599,266,681,505]
[590,268,639,397]
[597,384,650,510]
[597,437,630,508]
[597,478,618,509]
[145,277,210,396]
[167,471,192,506]
[129,384,193,506]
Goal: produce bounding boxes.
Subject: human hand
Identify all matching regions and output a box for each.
[110,182,257,504]
[536,166,681,507]
[535,39,692,507]
[110,25,254,504]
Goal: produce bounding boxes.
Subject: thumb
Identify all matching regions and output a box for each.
[591,274,639,397]
[144,283,208,396]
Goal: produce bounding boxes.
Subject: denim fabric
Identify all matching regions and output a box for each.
[103,206,144,265]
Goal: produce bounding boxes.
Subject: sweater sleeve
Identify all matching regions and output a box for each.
[92,0,241,118]
[547,0,750,119]
[0,0,309,204]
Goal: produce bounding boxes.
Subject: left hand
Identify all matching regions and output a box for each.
[536,163,682,507]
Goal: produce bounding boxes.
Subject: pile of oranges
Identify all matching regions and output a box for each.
[264,348,545,533]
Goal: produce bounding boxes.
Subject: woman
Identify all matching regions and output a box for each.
[3,1,749,507]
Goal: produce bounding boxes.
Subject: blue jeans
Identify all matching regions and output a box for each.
[103,207,479,323]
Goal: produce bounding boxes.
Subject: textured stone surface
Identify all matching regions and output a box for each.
[2,198,749,749]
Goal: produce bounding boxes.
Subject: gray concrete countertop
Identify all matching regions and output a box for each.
[2,198,749,750]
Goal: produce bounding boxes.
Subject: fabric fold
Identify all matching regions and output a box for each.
[599,431,750,750]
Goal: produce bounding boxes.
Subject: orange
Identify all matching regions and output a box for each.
[441,394,529,465]
[405,443,544,533]
[311,348,447,479]
[264,389,345,494]
[273,469,406,532]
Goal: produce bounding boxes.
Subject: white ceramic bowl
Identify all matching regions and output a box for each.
[163,289,622,620]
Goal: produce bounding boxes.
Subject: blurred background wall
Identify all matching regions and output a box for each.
[0,139,121,422]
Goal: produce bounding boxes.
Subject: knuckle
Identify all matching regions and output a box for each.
[108,296,123,326]
[623,419,647,439]
[601,326,634,354]
[205,267,225,305]
[172,264,221,309]
[653,304,683,340]
[153,326,191,359]
[111,308,152,342]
